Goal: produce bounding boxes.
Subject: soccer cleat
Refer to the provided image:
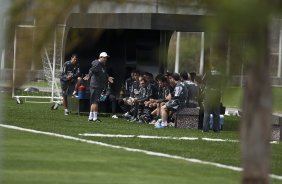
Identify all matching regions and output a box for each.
[129,118,138,122]
[123,112,129,116]
[111,115,118,119]
[154,119,162,127]
[154,124,166,129]
[123,112,132,119]
[88,118,93,121]
[93,118,102,123]
[138,119,144,123]
[127,117,135,122]
[72,91,78,98]
[64,110,69,115]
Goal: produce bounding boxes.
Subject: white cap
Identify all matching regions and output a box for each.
[99,52,110,58]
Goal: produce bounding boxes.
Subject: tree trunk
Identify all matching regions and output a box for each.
[240,26,272,184]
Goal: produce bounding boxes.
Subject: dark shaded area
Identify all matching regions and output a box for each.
[65,28,173,95]
[64,13,208,95]
[63,13,211,112]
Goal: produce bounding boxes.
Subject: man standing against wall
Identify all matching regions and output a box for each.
[84,52,114,122]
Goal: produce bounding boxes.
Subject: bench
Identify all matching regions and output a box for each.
[271,114,282,141]
[68,89,91,114]
[175,108,200,129]
[68,95,90,114]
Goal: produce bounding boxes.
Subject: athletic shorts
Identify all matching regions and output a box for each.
[90,88,103,104]
[61,82,75,97]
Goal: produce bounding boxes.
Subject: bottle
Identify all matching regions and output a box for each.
[119,84,125,99]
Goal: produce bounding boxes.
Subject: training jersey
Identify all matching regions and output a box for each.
[183,80,199,107]
[124,77,134,97]
[60,60,80,84]
[137,83,153,102]
[130,80,140,98]
[157,85,171,102]
[172,81,188,108]
[88,59,108,89]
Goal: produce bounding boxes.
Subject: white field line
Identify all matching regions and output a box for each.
[79,133,279,144]
[79,133,199,141]
[79,133,237,142]
[201,137,239,143]
[0,124,282,181]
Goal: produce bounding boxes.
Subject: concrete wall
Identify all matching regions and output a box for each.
[82,0,206,15]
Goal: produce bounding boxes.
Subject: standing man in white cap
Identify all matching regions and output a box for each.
[84,52,114,122]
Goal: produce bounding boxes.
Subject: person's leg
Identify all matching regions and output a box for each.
[62,95,67,109]
[212,94,221,132]
[111,95,117,115]
[89,88,102,121]
[151,108,157,116]
[133,103,139,118]
[109,94,118,118]
[203,104,211,132]
[119,98,129,116]
[62,95,69,115]
[142,103,155,123]
[91,102,99,121]
[155,103,161,117]
[129,103,139,122]
[155,104,168,128]
[198,103,204,130]
[73,77,82,96]
[161,105,168,123]
[137,103,144,121]
[61,82,69,115]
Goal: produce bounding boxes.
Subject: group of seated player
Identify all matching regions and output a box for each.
[119,70,200,128]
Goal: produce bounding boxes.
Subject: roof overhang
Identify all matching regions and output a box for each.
[66,13,209,32]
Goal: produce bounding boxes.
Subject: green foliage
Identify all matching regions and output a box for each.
[167,32,202,73]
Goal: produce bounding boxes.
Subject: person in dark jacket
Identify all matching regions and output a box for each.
[119,70,140,118]
[202,65,223,132]
[84,52,114,122]
[129,76,153,122]
[60,54,80,115]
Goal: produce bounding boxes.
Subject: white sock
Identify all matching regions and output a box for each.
[88,112,94,119]
[93,112,97,120]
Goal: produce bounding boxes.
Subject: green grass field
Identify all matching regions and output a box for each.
[1,92,282,183]
[222,86,282,113]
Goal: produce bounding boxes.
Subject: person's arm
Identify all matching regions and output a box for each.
[138,85,153,102]
[108,76,114,83]
[129,83,136,98]
[84,61,99,80]
[157,87,171,102]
